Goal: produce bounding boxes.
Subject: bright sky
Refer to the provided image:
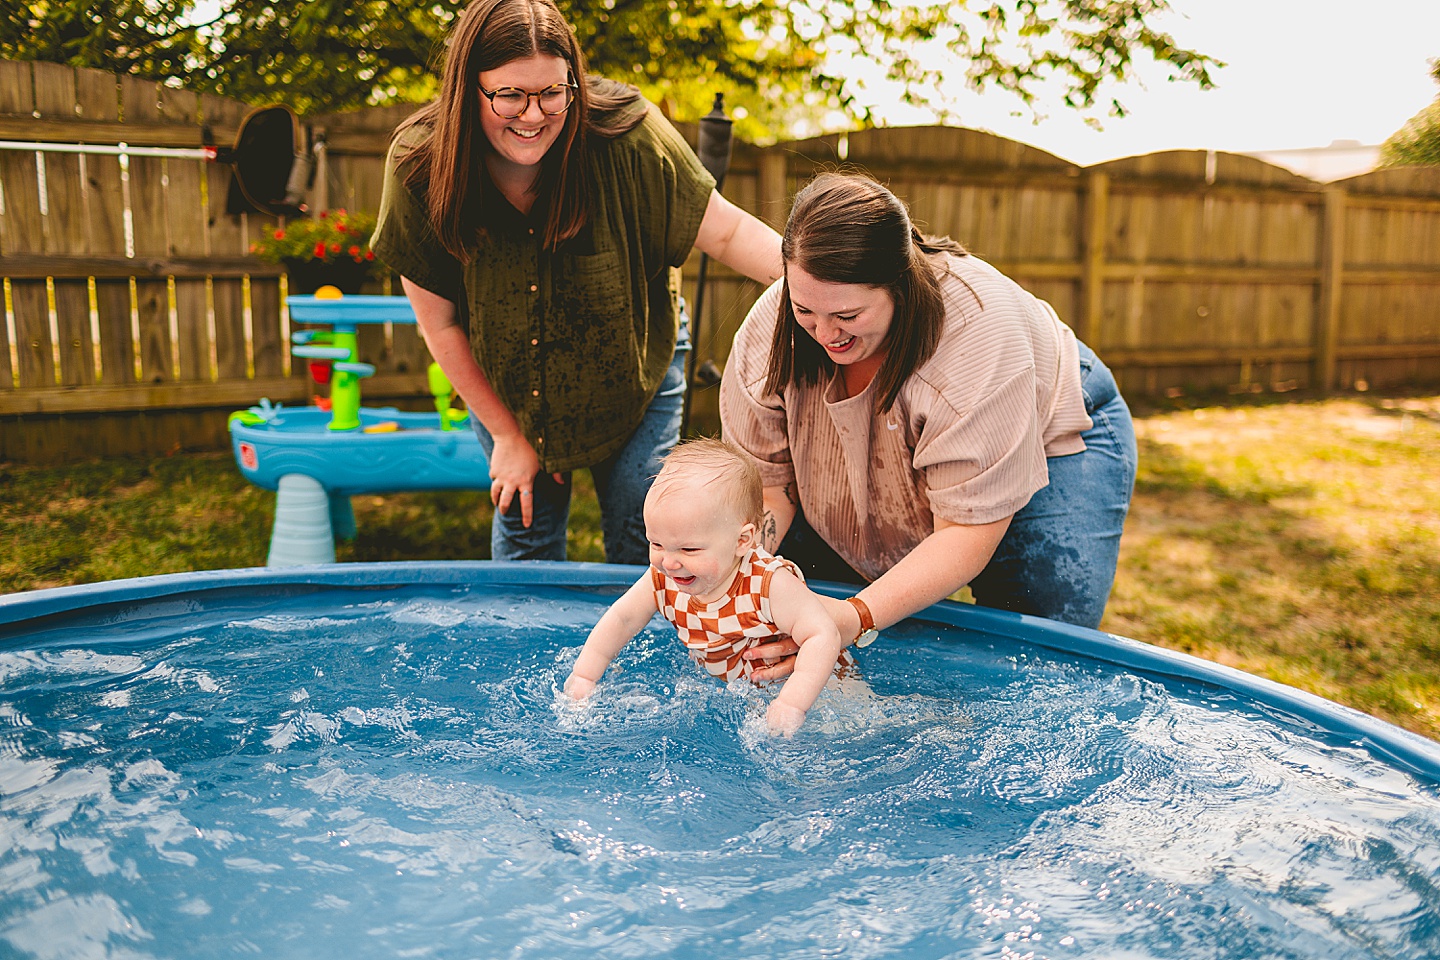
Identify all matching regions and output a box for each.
[856,0,1440,167]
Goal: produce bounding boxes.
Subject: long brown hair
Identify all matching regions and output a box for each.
[394,0,645,258]
[763,173,966,414]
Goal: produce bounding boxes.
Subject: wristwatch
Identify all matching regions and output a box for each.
[846,596,880,648]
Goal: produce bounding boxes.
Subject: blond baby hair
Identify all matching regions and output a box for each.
[653,437,764,529]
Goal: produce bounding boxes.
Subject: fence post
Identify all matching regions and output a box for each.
[1315,184,1345,392]
[1079,170,1109,349]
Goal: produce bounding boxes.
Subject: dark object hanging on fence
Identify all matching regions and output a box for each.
[682,93,734,435]
[223,104,313,218]
[0,102,311,218]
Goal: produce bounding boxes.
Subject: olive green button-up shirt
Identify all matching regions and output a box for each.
[372,104,714,473]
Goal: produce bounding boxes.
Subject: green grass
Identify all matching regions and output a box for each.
[3,391,1438,740]
[0,457,608,586]
[1106,393,1440,740]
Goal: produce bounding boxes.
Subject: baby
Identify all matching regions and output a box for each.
[563,438,847,735]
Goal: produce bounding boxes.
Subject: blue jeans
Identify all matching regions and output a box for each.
[472,317,690,565]
[779,340,1137,629]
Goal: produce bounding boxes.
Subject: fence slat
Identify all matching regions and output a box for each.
[10,281,53,388]
[173,278,210,381]
[249,276,284,378]
[0,150,43,257]
[0,60,31,115]
[30,66,98,387]
[133,279,172,383]
[212,278,248,380]
[1316,187,1345,392]
[0,301,11,390]
[1080,172,1108,348]
[122,77,170,259]
[200,94,251,372]
[50,280,93,386]
[168,156,213,382]
[0,63,47,391]
[94,279,136,385]
[76,69,128,261]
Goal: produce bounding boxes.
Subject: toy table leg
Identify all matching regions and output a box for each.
[267,473,336,566]
[329,493,357,542]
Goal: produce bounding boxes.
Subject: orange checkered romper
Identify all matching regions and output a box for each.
[652,547,853,682]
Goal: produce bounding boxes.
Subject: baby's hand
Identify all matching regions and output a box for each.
[766,700,806,737]
[563,674,596,700]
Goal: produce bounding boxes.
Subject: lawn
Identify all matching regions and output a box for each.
[2,391,1437,739]
[1108,392,1440,740]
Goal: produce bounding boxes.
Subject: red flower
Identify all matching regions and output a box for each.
[247,209,381,270]
[365,250,376,261]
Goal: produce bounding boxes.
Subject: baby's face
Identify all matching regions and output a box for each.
[643,481,751,603]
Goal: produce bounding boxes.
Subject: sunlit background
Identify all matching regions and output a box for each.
[842,0,1440,175]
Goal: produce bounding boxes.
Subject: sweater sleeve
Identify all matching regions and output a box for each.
[912,367,1050,525]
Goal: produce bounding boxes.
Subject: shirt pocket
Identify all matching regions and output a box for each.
[563,249,631,325]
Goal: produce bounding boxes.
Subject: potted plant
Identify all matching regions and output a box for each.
[249,209,383,294]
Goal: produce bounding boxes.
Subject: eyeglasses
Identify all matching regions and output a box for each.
[478,81,577,119]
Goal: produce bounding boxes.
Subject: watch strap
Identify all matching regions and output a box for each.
[846,595,875,637]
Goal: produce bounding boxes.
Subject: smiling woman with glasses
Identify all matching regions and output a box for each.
[374,0,783,567]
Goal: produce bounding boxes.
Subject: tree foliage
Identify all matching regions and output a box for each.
[1380,59,1440,167]
[3,0,1218,140]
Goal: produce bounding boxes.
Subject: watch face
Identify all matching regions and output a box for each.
[855,628,879,649]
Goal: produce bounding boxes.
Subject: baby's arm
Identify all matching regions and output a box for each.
[763,570,845,735]
[564,575,659,699]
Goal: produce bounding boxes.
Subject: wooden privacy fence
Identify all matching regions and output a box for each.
[3,60,1440,464]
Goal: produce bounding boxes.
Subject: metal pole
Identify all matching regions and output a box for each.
[683,93,734,437]
[0,140,220,160]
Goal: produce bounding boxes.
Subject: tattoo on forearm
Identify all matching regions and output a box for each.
[761,513,779,552]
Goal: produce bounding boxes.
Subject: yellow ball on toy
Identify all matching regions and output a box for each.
[314,285,344,300]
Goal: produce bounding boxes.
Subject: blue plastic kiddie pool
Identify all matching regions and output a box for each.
[1,562,1437,959]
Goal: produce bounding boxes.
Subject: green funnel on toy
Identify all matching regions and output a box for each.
[427,362,468,430]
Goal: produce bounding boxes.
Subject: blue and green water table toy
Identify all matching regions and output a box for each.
[228,288,488,567]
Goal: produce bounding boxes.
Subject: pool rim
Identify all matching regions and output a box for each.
[3,560,1438,784]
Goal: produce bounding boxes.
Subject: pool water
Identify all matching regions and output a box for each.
[2,582,1438,959]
